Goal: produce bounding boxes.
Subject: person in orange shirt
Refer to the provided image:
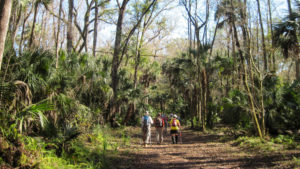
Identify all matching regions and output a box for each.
[169,114,181,144]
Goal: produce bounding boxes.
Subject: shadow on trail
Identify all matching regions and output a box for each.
[114,128,299,169]
[180,130,223,144]
[116,151,299,169]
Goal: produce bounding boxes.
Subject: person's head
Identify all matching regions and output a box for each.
[170,114,173,118]
[145,111,149,116]
[173,114,177,119]
[157,113,161,117]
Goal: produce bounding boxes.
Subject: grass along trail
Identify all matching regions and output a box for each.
[113,127,299,169]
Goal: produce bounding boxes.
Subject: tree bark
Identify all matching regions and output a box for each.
[55,0,63,68]
[287,0,292,14]
[9,3,22,46]
[19,7,33,55]
[0,0,12,71]
[108,0,129,125]
[201,69,207,131]
[67,0,74,54]
[267,0,276,71]
[29,2,39,48]
[93,0,99,57]
[256,0,267,71]
[83,0,94,52]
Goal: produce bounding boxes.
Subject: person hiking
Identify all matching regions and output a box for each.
[141,111,153,147]
[162,114,168,136]
[169,114,181,144]
[154,113,164,144]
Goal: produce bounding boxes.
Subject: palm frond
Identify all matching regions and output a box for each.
[273,11,300,58]
[17,99,54,133]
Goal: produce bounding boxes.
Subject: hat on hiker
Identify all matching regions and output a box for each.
[174,114,177,118]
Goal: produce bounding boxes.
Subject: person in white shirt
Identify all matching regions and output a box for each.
[141,111,153,147]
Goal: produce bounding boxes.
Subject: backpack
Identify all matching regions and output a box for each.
[155,117,163,127]
[143,115,149,127]
[142,115,150,132]
[172,119,177,127]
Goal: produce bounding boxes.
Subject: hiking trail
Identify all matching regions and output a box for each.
[113,127,299,169]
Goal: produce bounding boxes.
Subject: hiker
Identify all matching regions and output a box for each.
[141,111,153,147]
[169,114,181,144]
[162,114,168,136]
[154,113,164,144]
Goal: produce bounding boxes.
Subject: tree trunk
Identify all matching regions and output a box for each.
[123,103,134,125]
[39,9,45,48]
[29,2,38,48]
[19,7,32,55]
[55,0,63,68]
[133,22,147,89]
[93,0,99,57]
[296,56,300,80]
[231,0,263,138]
[67,0,74,54]
[9,4,22,46]
[0,0,12,71]
[75,0,95,53]
[287,0,292,14]
[267,0,276,71]
[256,0,267,72]
[108,0,129,124]
[201,69,207,131]
[83,0,93,52]
[233,21,262,138]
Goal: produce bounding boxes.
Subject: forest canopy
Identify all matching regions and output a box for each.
[0,0,299,168]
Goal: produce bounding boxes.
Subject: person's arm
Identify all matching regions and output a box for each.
[150,117,154,124]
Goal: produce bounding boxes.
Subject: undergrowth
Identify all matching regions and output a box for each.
[234,134,300,153]
[1,125,132,168]
[292,156,300,168]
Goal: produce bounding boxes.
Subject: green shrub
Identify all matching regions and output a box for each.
[292,156,300,168]
[220,89,250,128]
[235,136,278,152]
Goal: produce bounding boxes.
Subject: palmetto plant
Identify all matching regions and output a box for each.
[16,99,54,133]
[0,79,53,134]
[15,49,54,102]
[273,1,300,79]
[273,6,300,59]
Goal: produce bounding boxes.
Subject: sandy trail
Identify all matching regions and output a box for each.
[114,127,299,169]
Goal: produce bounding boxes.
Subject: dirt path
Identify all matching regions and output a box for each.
[115,127,299,169]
